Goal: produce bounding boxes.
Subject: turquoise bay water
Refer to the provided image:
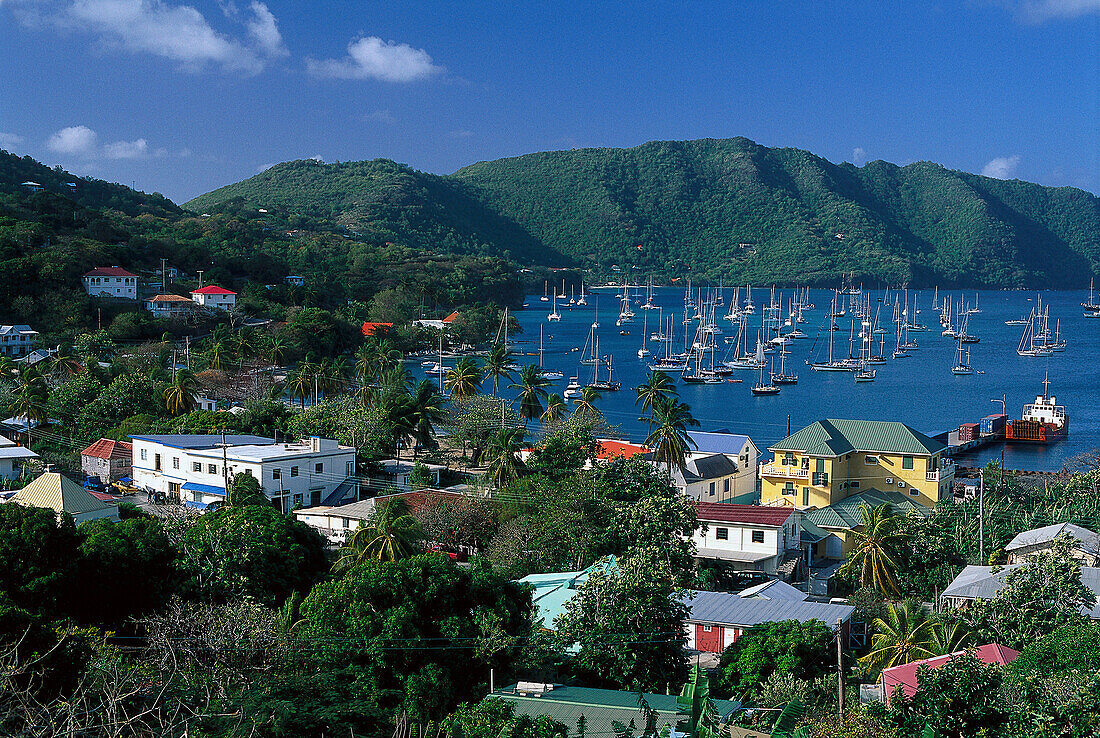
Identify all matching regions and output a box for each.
[423,288,1099,472]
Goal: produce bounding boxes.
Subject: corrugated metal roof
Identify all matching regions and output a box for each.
[943,565,1100,618]
[687,431,753,456]
[12,472,116,516]
[771,419,943,456]
[881,644,1019,705]
[1006,523,1100,556]
[694,501,793,527]
[805,488,931,529]
[681,589,854,627]
[128,434,274,449]
[81,438,132,460]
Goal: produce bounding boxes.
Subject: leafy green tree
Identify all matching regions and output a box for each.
[0,503,80,616]
[299,555,534,724]
[858,600,937,674]
[555,548,689,693]
[442,698,567,738]
[227,473,268,507]
[79,372,160,437]
[48,371,103,428]
[965,534,1097,650]
[893,512,967,600]
[642,394,699,474]
[180,505,327,607]
[886,653,1009,738]
[72,330,116,362]
[839,503,908,596]
[714,619,835,699]
[1007,620,1100,676]
[335,498,424,568]
[525,432,599,481]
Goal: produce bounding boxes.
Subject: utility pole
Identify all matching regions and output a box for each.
[978,470,985,563]
[185,336,191,370]
[836,618,845,716]
[197,270,204,288]
[97,307,102,330]
[161,257,168,291]
[787,414,791,437]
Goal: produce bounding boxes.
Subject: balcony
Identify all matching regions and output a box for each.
[760,463,809,480]
[926,460,955,482]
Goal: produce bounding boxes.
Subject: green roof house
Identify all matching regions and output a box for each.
[10,472,119,525]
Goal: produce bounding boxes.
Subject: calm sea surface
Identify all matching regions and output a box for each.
[419,288,1099,472]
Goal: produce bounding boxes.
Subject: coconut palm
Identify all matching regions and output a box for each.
[858,600,938,674]
[12,366,48,450]
[479,426,527,488]
[335,499,423,568]
[929,619,973,656]
[50,349,84,378]
[839,503,908,595]
[636,370,678,420]
[206,340,227,371]
[264,333,288,367]
[287,369,311,408]
[511,364,551,426]
[408,380,446,456]
[445,357,483,399]
[541,393,568,425]
[163,368,199,416]
[573,386,602,421]
[643,395,700,474]
[378,363,415,395]
[482,343,515,396]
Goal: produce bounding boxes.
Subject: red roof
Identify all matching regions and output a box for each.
[881,644,1019,706]
[81,438,133,460]
[83,266,137,278]
[693,501,794,527]
[596,440,650,461]
[191,285,237,295]
[442,311,460,323]
[361,321,393,336]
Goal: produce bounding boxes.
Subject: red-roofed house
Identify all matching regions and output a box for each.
[595,439,651,461]
[880,644,1020,706]
[191,285,237,311]
[690,502,805,578]
[81,438,133,484]
[83,267,138,300]
[413,311,462,331]
[361,322,393,337]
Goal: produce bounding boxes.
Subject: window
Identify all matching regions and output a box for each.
[903,456,914,470]
[715,527,729,540]
[208,464,217,475]
[783,453,795,466]
[803,487,810,506]
[346,461,354,476]
[783,482,795,495]
[815,458,825,473]
[342,518,350,529]
[723,479,730,493]
[702,625,712,632]
[315,462,323,473]
[272,467,281,480]
[865,455,878,464]
[172,457,179,470]
[140,449,147,461]
[910,488,919,497]
[751,530,765,543]
[192,462,201,472]
[293,493,304,508]
[154,454,161,471]
[708,482,715,496]
[290,466,299,477]
[850,480,860,489]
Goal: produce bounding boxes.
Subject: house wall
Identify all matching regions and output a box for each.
[83,276,136,299]
[0,455,36,481]
[193,293,236,311]
[0,329,37,358]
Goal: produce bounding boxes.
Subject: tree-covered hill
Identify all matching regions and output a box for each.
[185,158,567,266]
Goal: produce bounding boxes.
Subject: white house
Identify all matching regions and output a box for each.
[0,434,37,482]
[1005,523,1100,566]
[691,502,804,578]
[685,430,759,504]
[191,285,237,311]
[144,294,195,317]
[294,499,377,544]
[129,434,356,512]
[83,267,138,299]
[376,459,445,493]
[0,325,39,358]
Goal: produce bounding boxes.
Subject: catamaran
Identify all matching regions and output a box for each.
[547,292,561,322]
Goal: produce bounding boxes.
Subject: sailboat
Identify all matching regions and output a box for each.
[854,321,877,382]
[641,277,657,310]
[577,280,587,306]
[540,280,549,302]
[810,296,859,371]
[638,313,651,357]
[557,280,567,300]
[1083,278,1100,317]
[586,336,621,391]
[751,360,780,395]
[538,325,564,380]
[616,291,635,325]
[951,337,974,375]
[771,343,798,384]
[547,292,561,322]
[1016,306,1053,357]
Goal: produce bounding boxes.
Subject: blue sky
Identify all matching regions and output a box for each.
[1,1,1097,203]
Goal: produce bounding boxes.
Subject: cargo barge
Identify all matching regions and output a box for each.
[1005,377,1068,445]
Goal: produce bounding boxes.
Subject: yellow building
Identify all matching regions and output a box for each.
[760,419,954,557]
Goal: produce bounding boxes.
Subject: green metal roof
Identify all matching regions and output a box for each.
[770,419,944,457]
[806,488,932,530]
[518,556,618,629]
[490,685,740,736]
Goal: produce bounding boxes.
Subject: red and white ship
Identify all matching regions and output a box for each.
[1005,376,1068,444]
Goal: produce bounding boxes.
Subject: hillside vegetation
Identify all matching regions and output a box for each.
[189,138,1100,288]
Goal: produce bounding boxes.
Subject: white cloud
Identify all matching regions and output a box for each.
[103,137,149,159]
[6,0,288,74]
[0,132,26,150]
[1015,0,1100,21]
[981,155,1021,179]
[47,125,99,156]
[852,147,867,165]
[307,36,443,82]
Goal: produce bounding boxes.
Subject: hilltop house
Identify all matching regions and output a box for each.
[0,325,39,358]
[880,644,1019,707]
[82,267,138,299]
[191,285,237,311]
[144,294,195,317]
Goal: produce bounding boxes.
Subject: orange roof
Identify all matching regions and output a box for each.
[361,321,393,336]
[442,311,460,323]
[81,438,132,460]
[595,439,650,461]
[148,294,193,303]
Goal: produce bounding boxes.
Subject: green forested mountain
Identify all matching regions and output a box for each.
[190,138,1100,288]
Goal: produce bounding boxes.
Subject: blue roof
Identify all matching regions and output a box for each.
[518,556,618,629]
[181,482,226,496]
[687,430,753,455]
[128,434,274,449]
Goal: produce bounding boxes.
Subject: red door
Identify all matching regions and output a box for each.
[695,623,723,653]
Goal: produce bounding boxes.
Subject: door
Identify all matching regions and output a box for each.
[695,623,723,653]
[310,488,322,507]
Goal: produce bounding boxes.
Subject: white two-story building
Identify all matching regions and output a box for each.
[82,267,138,299]
[191,285,237,311]
[0,325,39,358]
[690,502,805,579]
[129,434,356,512]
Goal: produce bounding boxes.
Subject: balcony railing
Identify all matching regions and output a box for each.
[926,461,955,482]
[760,463,809,479]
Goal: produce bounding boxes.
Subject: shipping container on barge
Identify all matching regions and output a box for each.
[1005,376,1068,444]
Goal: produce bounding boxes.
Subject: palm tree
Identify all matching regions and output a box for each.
[265,333,288,367]
[482,343,515,396]
[163,368,199,416]
[643,395,700,474]
[478,426,526,488]
[838,503,908,595]
[573,386,602,421]
[445,357,483,399]
[511,364,550,426]
[858,600,937,674]
[206,340,227,371]
[12,366,48,450]
[378,363,414,395]
[335,499,423,568]
[929,619,973,656]
[408,380,445,457]
[287,369,311,408]
[50,349,83,378]
[541,393,568,425]
[635,370,678,420]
